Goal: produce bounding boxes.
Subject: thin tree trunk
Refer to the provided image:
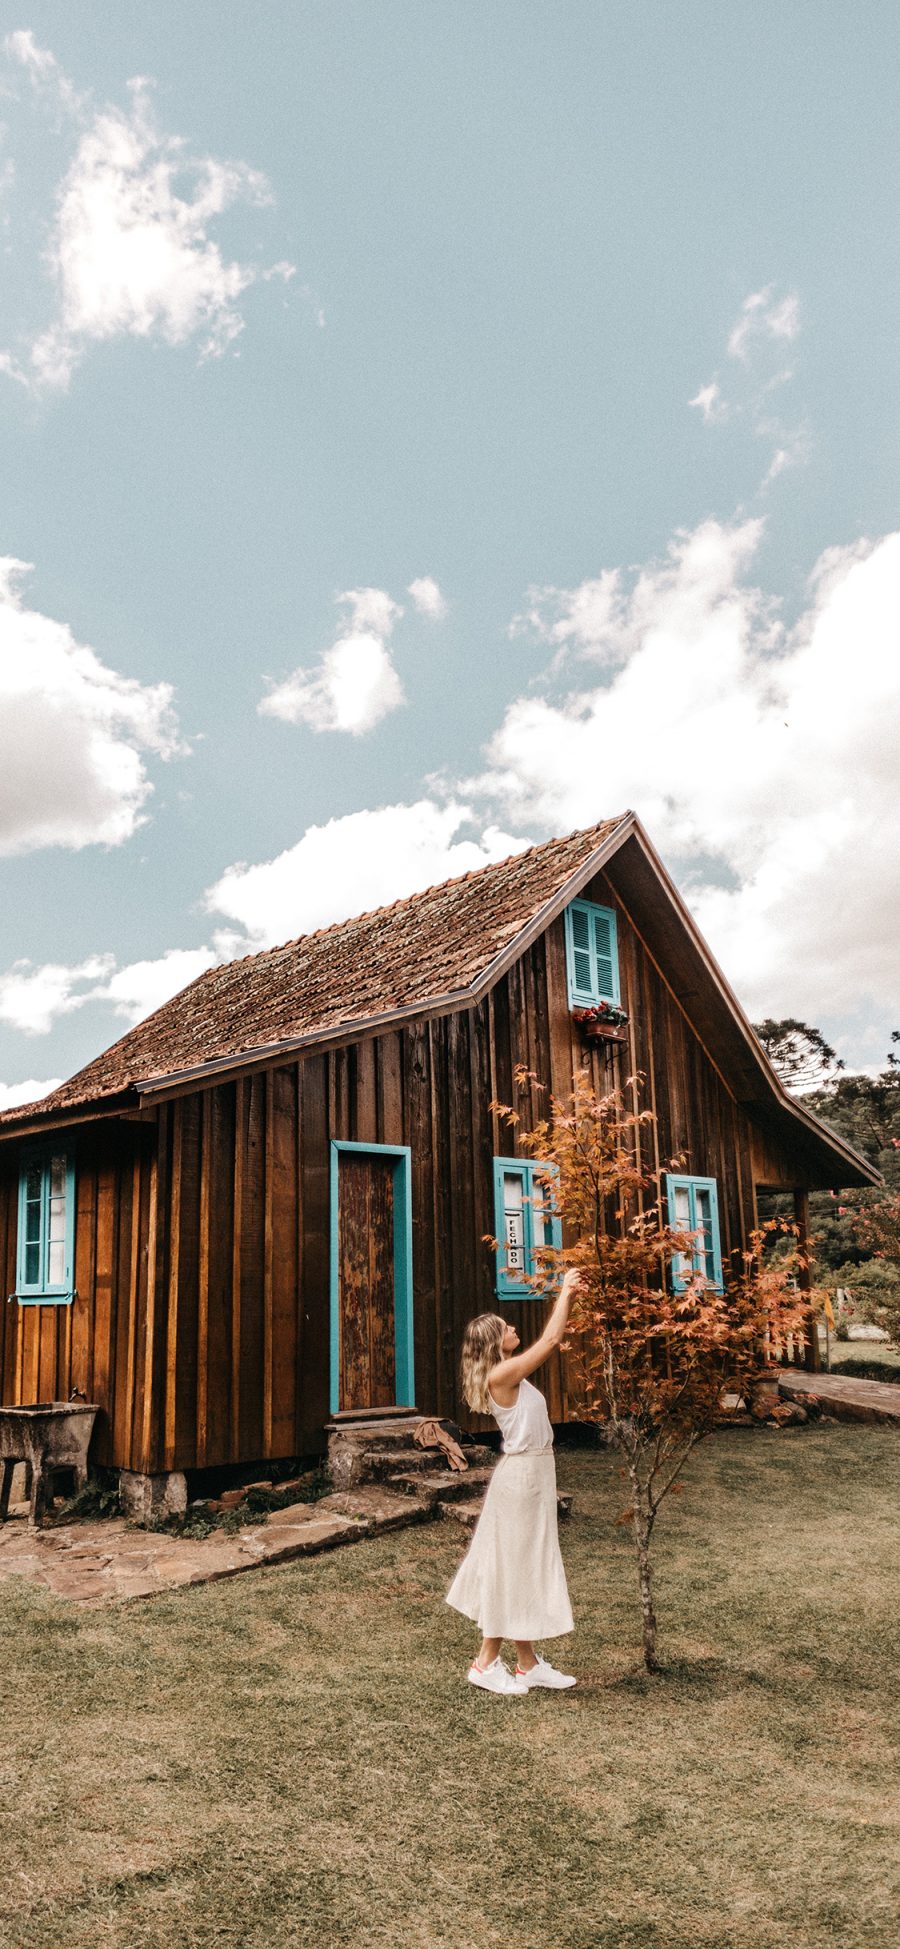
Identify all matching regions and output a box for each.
[631,1500,659,1673]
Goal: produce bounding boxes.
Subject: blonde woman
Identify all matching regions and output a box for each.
[445,1268,582,1695]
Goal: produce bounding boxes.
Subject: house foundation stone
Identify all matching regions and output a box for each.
[119,1470,188,1525]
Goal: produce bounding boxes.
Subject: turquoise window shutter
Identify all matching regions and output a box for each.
[592,908,618,1001]
[565,898,620,1006]
[665,1173,724,1292]
[569,904,594,999]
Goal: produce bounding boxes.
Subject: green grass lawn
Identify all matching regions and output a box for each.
[0,1426,898,1949]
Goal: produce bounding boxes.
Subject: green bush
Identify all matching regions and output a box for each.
[829,1353,900,1384]
[55,1477,120,1522]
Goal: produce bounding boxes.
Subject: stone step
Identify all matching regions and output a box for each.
[387,1467,495,1506]
[363,1446,456,1479]
[331,1425,427,1455]
[314,1486,434,1533]
[363,1443,494,1481]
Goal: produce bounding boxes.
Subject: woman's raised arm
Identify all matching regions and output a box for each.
[490,1268,583,1387]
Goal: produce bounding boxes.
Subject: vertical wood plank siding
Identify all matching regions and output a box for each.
[0,874,807,1464]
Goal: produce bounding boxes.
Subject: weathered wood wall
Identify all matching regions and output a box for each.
[0,868,776,1470]
[0,1120,156,1470]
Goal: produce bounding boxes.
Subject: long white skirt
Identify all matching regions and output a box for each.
[444,1449,574,1640]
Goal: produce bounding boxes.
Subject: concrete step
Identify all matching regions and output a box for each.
[387,1467,495,1506]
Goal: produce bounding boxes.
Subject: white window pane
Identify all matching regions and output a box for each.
[531,1184,546,1250]
[673,1186,691,1228]
[694,1189,715,1279]
[48,1195,66,1241]
[503,1173,525,1270]
[48,1239,65,1285]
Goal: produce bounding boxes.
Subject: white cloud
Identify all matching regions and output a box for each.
[757,424,813,491]
[340,587,403,636]
[99,946,219,1023]
[0,955,114,1035]
[0,1077,62,1111]
[407,576,448,620]
[511,524,762,672]
[727,285,800,361]
[260,586,406,736]
[688,380,726,425]
[0,557,182,855]
[206,801,527,946]
[1,54,294,390]
[689,286,807,495]
[4,29,80,114]
[475,520,900,1029]
[0,944,218,1037]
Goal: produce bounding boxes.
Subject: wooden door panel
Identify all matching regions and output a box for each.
[338,1153,396,1411]
[367,1161,395,1407]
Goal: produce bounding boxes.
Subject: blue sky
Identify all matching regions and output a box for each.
[1,4,898,1102]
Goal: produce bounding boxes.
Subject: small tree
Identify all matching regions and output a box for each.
[845,1195,900,1343]
[492,1066,811,1673]
[753,1017,844,1093]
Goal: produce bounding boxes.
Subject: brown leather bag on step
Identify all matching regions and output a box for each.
[412,1419,469,1471]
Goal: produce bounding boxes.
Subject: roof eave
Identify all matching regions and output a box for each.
[0,1088,140,1141]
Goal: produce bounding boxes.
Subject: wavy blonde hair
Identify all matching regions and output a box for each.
[460,1312,508,1415]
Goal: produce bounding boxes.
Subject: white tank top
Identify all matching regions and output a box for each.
[486,1376,554,1454]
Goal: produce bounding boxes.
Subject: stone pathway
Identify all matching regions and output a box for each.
[0,1483,435,1608]
[778,1369,900,1426]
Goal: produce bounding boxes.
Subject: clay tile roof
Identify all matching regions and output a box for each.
[4,816,627,1124]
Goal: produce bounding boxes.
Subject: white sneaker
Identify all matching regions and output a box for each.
[468,1657,528,1695]
[516,1654,577,1690]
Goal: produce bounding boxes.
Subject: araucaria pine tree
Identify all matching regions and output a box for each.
[491,1066,812,1673]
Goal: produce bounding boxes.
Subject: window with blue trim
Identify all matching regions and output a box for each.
[565,898,620,1007]
[15,1145,76,1304]
[665,1174,723,1291]
[493,1158,562,1297]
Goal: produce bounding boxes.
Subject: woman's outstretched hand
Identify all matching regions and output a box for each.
[559,1267,584,1302]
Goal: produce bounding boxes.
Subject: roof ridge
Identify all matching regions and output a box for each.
[195,815,625,978]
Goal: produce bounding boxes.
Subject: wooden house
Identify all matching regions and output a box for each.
[0,813,878,1498]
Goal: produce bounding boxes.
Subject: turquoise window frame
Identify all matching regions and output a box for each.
[564,897,621,1008]
[14,1142,77,1306]
[665,1173,724,1292]
[329,1140,415,1418]
[493,1157,563,1298]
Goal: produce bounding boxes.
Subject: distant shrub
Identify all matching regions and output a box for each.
[829,1354,900,1384]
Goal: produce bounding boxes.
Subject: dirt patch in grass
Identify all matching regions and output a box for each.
[0,1426,897,1948]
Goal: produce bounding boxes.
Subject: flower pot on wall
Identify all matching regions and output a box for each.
[571,1007,630,1045]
